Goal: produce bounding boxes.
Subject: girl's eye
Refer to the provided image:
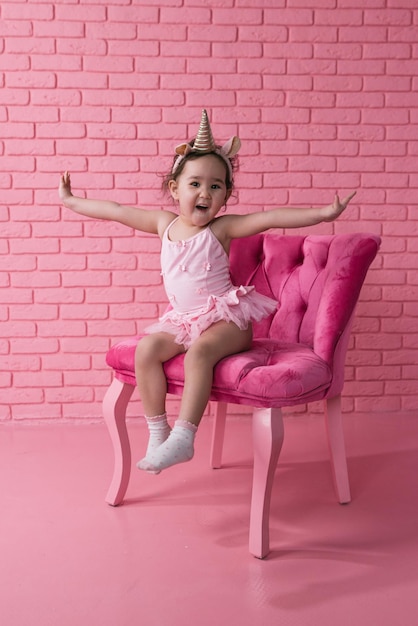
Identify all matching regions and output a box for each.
[191,182,199,187]
[212,184,221,190]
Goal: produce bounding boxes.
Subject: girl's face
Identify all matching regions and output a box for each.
[168,154,231,228]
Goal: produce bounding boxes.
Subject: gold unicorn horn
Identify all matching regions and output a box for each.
[193,109,217,153]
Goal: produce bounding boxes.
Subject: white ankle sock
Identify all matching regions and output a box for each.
[137,419,197,474]
[144,413,171,457]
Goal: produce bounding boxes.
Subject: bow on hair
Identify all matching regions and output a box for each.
[172,109,241,178]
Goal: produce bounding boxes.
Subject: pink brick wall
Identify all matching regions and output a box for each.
[1,0,417,421]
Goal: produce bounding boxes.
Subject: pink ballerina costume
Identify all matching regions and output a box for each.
[145,217,277,349]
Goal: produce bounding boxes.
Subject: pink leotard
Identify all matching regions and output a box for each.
[144,217,277,348]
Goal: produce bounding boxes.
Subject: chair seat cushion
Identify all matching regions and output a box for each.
[106,337,332,409]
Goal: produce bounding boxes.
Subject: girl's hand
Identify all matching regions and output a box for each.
[322,191,356,222]
[58,171,73,204]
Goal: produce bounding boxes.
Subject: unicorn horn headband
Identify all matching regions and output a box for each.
[172,109,241,179]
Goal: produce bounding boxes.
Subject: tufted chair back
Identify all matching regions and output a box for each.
[227,232,379,399]
[230,233,375,357]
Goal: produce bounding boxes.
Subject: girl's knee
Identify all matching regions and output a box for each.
[185,325,252,368]
[135,335,159,367]
[135,333,184,368]
[184,339,216,367]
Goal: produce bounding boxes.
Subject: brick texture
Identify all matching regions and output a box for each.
[1,0,417,421]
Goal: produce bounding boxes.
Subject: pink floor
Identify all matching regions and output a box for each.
[1,412,418,626]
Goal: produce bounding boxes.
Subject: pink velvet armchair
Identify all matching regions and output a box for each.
[103,232,380,558]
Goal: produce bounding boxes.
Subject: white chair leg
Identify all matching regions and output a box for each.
[102,378,135,506]
[249,407,284,559]
[210,402,228,468]
[324,395,351,504]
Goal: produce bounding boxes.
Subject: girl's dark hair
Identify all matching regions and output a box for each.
[161,139,237,195]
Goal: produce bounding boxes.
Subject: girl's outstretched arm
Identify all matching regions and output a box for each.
[216,191,356,241]
[58,171,174,236]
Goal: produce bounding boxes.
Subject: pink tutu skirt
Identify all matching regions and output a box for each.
[144,285,277,349]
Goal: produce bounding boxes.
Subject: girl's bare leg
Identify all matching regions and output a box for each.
[179,321,252,425]
[135,332,185,416]
[137,321,252,474]
[135,333,185,457]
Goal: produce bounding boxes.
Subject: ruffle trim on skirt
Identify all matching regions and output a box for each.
[144,285,277,349]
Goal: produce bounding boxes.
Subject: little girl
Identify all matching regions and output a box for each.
[59,109,356,475]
